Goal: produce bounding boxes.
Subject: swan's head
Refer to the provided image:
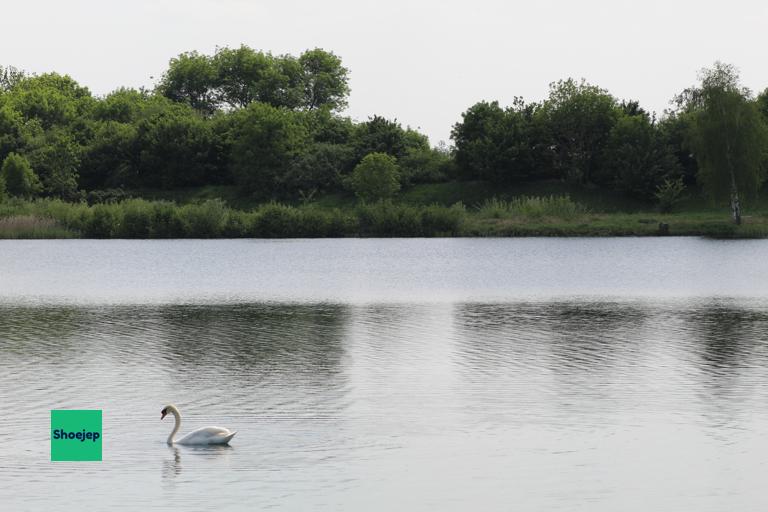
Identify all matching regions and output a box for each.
[161,404,176,420]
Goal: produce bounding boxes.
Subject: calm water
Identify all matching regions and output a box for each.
[2,238,768,510]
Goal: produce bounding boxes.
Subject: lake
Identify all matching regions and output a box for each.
[1,238,768,510]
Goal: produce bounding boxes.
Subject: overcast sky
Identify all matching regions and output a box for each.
[3,0,767,145]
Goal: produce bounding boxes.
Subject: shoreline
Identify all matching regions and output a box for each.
[1,197,765,240]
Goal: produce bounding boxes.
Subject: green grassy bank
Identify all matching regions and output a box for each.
[0,186,766,239]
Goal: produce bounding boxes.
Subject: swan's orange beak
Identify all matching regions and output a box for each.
[161,409,167,420]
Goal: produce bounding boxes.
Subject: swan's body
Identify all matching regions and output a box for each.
[161,404,236,445]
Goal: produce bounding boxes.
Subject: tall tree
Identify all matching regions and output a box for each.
[451,99,541,184]
[297,49,349,111]
[538,79,620,185]
[681,62,768,224]
[229,102,308,197]
[157,52,218,115]
[600,115,680,199]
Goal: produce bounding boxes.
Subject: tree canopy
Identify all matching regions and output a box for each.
[680,62,768,223]
[157,45,349,114]
[1,52,767,216]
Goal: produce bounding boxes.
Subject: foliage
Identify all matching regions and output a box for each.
[477,195,587,219]
[683,62,768,223]
[356,200,464,236]
[1,152,41,198]
[25,128,82,200]
[451,99,542,184]
[297,48,350,111]
[134,104,220,189]
[655,177,686,213]
[601,115,680,199]
[229,102,308,196]
[398,145,452,185]
[347,152,401,202]
[156,51,218,115]
[157,46,349,113]
[352,115,429,162]
[6,51,768,231]
[537,79,620,184]
[4,73,94,129]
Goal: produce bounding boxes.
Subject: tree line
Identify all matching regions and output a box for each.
[453,63,768,221]
[1,50,767,223]
[0,45,450,204]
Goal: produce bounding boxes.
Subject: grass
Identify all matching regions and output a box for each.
[0,215,76,239]
[462,211,768,238]
[2,181,768,239]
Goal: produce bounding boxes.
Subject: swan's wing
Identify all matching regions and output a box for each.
[177,426,233,445]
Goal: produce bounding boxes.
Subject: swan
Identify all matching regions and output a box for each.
[161,404,236,445]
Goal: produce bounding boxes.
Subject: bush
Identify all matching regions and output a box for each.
[84,204,120,238]
[419,202,465,235]
[182,199,229,237]
[347,152,400,202]
[149,201,185,238]
[356,200,464,236]
[119,199,153,238]
[250,202,299,237]
[655,177,686,213]
[1,153,41,198]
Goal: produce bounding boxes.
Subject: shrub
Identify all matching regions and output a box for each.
[182,199,229,237]
[419,202,465,235]
[250,202,299,237]
[149,201,185,238]
[119,199,153,238]
[84,204,120,238]
[655,177,686,213]
[347,152,400,202]
[1,153,41,198]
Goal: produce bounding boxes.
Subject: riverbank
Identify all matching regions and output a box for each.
[0,196,765,239]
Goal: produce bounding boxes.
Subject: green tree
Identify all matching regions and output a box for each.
[157,51,218,115]
[213,46,281,108]
[1,152,41,197]
[657,112,698,187]
[26,128,82,200]
[134,104,220,189]
[601,115,680,199]
[0,103,26,159]
[539,79,620,184]
[229,102,308,196]
[347,152,400,202]
[398,145,451,185]
[283,142,354,195]
[79,120,137,190]
[353,115,428,163]
[92,88,151,123]
[682,62,768,224]
[4,73,94,129]
[451,99,541,184]
[297,48,350,111]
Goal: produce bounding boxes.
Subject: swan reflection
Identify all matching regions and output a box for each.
[162,446,182,482]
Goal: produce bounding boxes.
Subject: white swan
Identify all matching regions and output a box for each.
[161,404,236,445]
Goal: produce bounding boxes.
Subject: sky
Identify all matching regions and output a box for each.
[3,0,767,145]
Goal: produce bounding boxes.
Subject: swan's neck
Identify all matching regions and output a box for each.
[167,408,181,445]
